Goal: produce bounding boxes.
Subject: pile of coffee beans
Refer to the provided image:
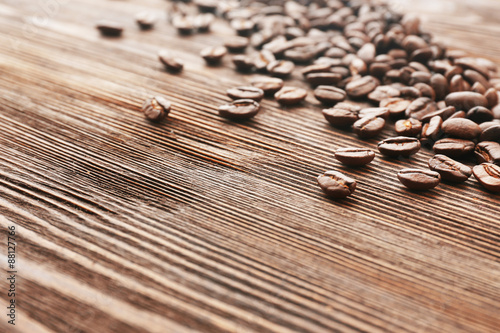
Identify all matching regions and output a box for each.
[134,0,500,197]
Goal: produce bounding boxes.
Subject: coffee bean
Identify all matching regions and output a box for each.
[445,92,489,111]
[96,21,124,37]
[378,136,421,157]
[250,77,284,96]
[467,106,493,124]
[232,55,254,72]
[334,148,375,167]
[346,75,380,98]
[274,87,307,106]
[224,36,249,53]
[455,57,491,79]
[359,107,390,119]
[472,82,487,95]
[449,74,470,93]
[142,96,171,122]
[158,50,184,72]
[301,64,331,76]
[397,168,441,190]
[313,86,346,105]
[194,13,215,32]
[194,0,218,13]
[430,73,449,101]
[317,170,357,199]
[480,125,500,142]
[399,86,422,99]
[352,116,386,139]
[253,50,276,72]
[395,118,422,137]
[414,83,436,100]
[380,97,412,118]
[433,138,475,158]
[475,141,500,164]
[267,60,295,78]
[322,103,361,127]
[428,154,472,183]
[306,73,342,86]
[421,116,443,143]
[172,15,195,35]
[449,110,466,119]
[201,46,227,65]
[368,85,400,103]
[484,88,499,108]
[405,97,438,120]
[231,18,255,36]
[442,118,482,139]
[473,163,500,192]
[227,86,264,101]
[420,106,456,123]
[136,12,157,30]
[218,99,260,120]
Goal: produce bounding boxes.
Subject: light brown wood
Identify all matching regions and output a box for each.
[0,1,499,332]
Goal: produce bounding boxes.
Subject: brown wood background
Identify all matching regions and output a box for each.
[0,0,499,332]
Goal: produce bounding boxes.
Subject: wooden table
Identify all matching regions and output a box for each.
[0,1,499,332]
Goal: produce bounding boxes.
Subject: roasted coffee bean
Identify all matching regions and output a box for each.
[449,110,466,119]
[218,99,260,120]
[467,106,493,124]
[428,155,472,183]
[359,107,390,120]
[442,118,482,139]
[378,136,421,157]
[414,83,436,100]
[194,13,215,32]
[449,74,470,93]
[251,77,283,96]
[96,21,124,37]
[224,36,249,53]
[397,169,441,190]
[346,75,379,98]
[194,0,218,13]
[158,50,184,72]
[420,106,456,123]
[369,62,391,78]
[399,86,422,99]
[421,116,443,143]
[334,148,375,167]
[409,71,431,85]
[253,50,276,72]
[395,118,422,137]
[313,86,346,105]
[433,138,475,158]
[472,82,487,95]
[405,97,438,120]
[475,141,500,164]
[136,12,157,30]
[267,60,295,78]
[368,85,400,103]
[430,73,449,101]
[473,163,500,192]
[480,125,500,142]
[142,96,171,122]
[463,69,491,89]
[301,64,331,76]
[231,18,255,36]
[484,88,499,108]
[232,55,254,72]
[455,57,490,79]
[445,92,489,111]
[317,170,357,199]
[306,73,342,86]
[284,46,317,63]
[227,86,264,101]
[322,103,361,127]
[349,58,368,76]
[380,97,412,118]
[172,15,195,35]
[200,46,227,65]
[352,116,386,139]
[274,87,307,106]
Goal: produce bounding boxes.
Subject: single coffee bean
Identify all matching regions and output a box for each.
[420,116,443,143]
[428,154,472,183]
[430,73,449,101]
[484,88,499,108]
[455,57,490,79]
[306,73,342,86]
[479,120,500,132]
[200,46,227,65]
[317,170,357,199]
[445,92,489,111]
[172,15,195,35]
[473,163,500,192]
[253,50,276,72]
[352,116,386,139]
[224,36,249,53]
[313,86,346,105]
[158,50,184,72]
[368,85,400,103]
[301,64,331,76]
[274,87,307,106]
[378,136,421,157]
[194,0,218,13]
[405,97,438,120]
[369,62,391,78]
[250,77,283,96]
[397,168,441,190]
[136,12,157,30]
[399,86,422,99]
[420,106,456,123]
[322,103,361,127]
[380,97,412,118]
[472,82,487,95]
[414,83,436,100]
[142,96,171,122]
[96,21,124,37]
[226,86,264,102]
[441,118,482,140]
[449,110,466,119]
[334,148,375,167]
[463,70,491,89]
[449,74,470,93]
[267,60,295,78]
[480,125,500,142]
[218,99,260,120]
[284,46,317,63]
[359,107,390,120]
[194,13,214,32]
[475,141,500,164]
[345,75,380,98]
[232,55,254,72]
[467,106,494,124]
[433,138,476,158]
[395,118,422,137]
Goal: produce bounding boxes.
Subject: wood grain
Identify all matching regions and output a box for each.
[0,0,499,332]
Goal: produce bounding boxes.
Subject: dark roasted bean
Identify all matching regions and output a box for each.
[317,170,357,199]
[475,141,500,164]
[232,55,254,72]
[313,86,346,105]
[322,103,361,127]
[472,82,487,95]
[473,163,500,192]
[334,148,375,167]
[352,116,385,139]
[433,138,475,158]
[399,86,422,99]
[136,12,157,30]
[397,169,441,190]
[267,60,295,78]
[420,106,456,123]
[405,97,438,120]
[345,75,379,98]
[378,136,421,157]
[428,155,472,183]
[227,86,264,101]
[224,36,249,53]
[274,87,307,106]
[441,118,482,139]
[368,85,400,103]
[200,46,227,65]
[158,50,184,72]
[485,88,499,108]
[306,73,342,86]
[250,77,283,96]
[218,99,260,120]
[301,64,331,76]
[142,96,171,122]
[420,116,443,143]
[449,110,467,119]
[430,73,449,101]
[359,107,390,119]
[467,106,494,124]
[395,118,422,137]
[380,97,412,118]
[480,125,500,142]
[445,92,489,111]
[414,83,436,100]
[96,21,124,37]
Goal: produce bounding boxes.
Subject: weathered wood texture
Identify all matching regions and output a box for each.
[0,0,499,332]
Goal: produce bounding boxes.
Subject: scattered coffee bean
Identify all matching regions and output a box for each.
[142,96,171,122]
[449,110,466,119]
[405,97,438,120]
[359,107,390,120]
[306,73,343,86]
[224,36,249,53]
[96,21,124,37]
[445,91,489,111]
[345,75,379,98]
[466,106,493,124]
[397,168,441,190]
[159,50,184,72]
[420,106,455,123]
[475,141,500,164]
[420,115,443,143]
[428,154,472,183]
[218,99,260,120]
[194,0,218,13]
[274,87,307,106]
[484,88,499,108]
[378,136,421,157]
[380,97,412,118]
[433,138,475,158]
[227,86,264,101]
[317,170,357,199]
[232,55,254,72]
[473,163,500,192]
[253,50,276,72]
[136,12,157,30]
[441,118,482,140]
[480,125,500,142]
[250,77,284,96]
[201,46,227,65]
[172,15,195,35]
[322,103,361,127]
[352,116,386,139]
[368,85,400,103]
[334,148,375,167]
[194,13,215,32]
[267,60,295,78]
[395,118,422,137]
[313,86,346,105]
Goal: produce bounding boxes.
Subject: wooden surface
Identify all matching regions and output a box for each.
[0,0,499,332]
